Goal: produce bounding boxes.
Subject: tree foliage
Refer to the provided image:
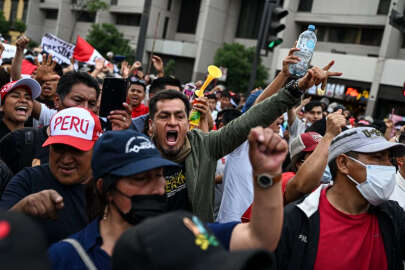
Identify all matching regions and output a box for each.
[72,0,109,13]
[0,11,10,38]
[69,0,109,41]
[28,39,39,49]
[214,43,268,93]
[87,23,134,61]
[164,59,176,76]
[12,20,26,33]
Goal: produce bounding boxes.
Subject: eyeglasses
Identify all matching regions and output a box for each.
[129,76,146,86]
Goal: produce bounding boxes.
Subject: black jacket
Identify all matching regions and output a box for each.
[0,126,49,175]
[276,184,405,270]
[0,158,12,198]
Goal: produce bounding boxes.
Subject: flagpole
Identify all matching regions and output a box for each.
[147,12,161,74]
[135,0,152,62]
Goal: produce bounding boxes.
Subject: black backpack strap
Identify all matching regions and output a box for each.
[22,128,37,168]
[0,159,13,199]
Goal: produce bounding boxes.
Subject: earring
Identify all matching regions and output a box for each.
[103,205,109,220]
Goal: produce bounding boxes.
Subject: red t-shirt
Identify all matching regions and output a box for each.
[314,188,387,270]
[241,172,295,222]
[131,104,149,118]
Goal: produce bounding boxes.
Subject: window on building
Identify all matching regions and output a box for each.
[297,0,313,12]
[401,34,405,48]
[115,13,141,26]
[22,0,28,22]
[162,17,169,39]
[176,0,201,34]
[328,26,359,44]
[111,0,118,5]
[167,0,172,11]
[377,0,391,15]
[236,0,265,39]
[360,28,384,46]
[10,0,18,23]
[45,9,58,20]
[299,23,384,46]
[77,11,96,22]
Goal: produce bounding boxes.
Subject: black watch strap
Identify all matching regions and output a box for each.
[285,80,304,98]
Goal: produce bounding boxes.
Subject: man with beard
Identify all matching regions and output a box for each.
[148,66,340,221]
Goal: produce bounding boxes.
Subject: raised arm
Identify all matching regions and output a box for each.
[191,97,213,132]
[254,47,300,105]
[151,55,164,78]
[284,111,346,204]
[90,58,104,78]
[11,35,29,81]
[229,126,287,251]
[206,66,341,160]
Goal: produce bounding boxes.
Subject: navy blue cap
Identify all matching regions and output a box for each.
[92,130,179,181]
[242,90,263,113]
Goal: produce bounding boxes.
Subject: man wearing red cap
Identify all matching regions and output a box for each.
[0,77,41,139]
[0,107,102,246]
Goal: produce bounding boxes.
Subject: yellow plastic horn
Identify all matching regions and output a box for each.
[317,87,325,96]
[195,65,222,98]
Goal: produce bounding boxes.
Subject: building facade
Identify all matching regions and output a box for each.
[1,0,28,43]
[26,0,405,118]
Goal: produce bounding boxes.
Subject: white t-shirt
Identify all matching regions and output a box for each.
[389,171,405,210]
[289,117,309,140]
[217,141,253,223]
[34,103,57,128]
[213,156,227,219]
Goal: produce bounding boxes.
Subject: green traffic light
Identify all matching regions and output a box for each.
[268,39,283,49]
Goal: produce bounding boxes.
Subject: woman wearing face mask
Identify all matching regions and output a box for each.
[48,130,178,270]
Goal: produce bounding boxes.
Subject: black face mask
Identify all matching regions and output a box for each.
[113,189,168,225]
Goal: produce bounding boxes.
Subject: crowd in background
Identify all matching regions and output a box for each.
[1,34,405,270]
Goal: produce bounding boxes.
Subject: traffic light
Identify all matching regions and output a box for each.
[390,9,405,33]
[264,6,289,52]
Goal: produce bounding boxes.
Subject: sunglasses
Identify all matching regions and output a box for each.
[129,76,146,86]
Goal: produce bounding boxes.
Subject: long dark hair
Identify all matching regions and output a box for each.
[85,174,119,221]
[286,152,307,173]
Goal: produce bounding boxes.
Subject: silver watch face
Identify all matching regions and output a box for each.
[257,174,273,188]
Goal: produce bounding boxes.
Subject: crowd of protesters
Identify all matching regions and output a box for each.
[0,33,405,270]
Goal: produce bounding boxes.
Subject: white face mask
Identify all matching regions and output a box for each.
[346,156,396,206]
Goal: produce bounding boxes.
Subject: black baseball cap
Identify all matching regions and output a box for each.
[112,210,275,270]
[0,211,49,270]
[92,130,178,188]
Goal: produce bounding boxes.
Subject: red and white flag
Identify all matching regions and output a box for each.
[73,35,104,65]
[21,59,37,75]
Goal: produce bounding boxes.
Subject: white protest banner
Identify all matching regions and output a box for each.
[41,33,75,65]
[1,43,17,59]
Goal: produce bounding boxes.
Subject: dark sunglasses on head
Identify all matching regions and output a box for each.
[129,76,146,86]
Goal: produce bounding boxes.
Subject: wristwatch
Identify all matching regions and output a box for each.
[285,79,304,98]
[256,173,282,189]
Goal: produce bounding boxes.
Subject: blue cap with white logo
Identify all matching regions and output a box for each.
[92,129,179,182]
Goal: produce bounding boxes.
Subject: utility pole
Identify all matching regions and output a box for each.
[248,0,272,91]
[135,0,152,61]
[248,0,288,91]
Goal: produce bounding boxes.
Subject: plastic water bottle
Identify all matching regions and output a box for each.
[289,25,317,77]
